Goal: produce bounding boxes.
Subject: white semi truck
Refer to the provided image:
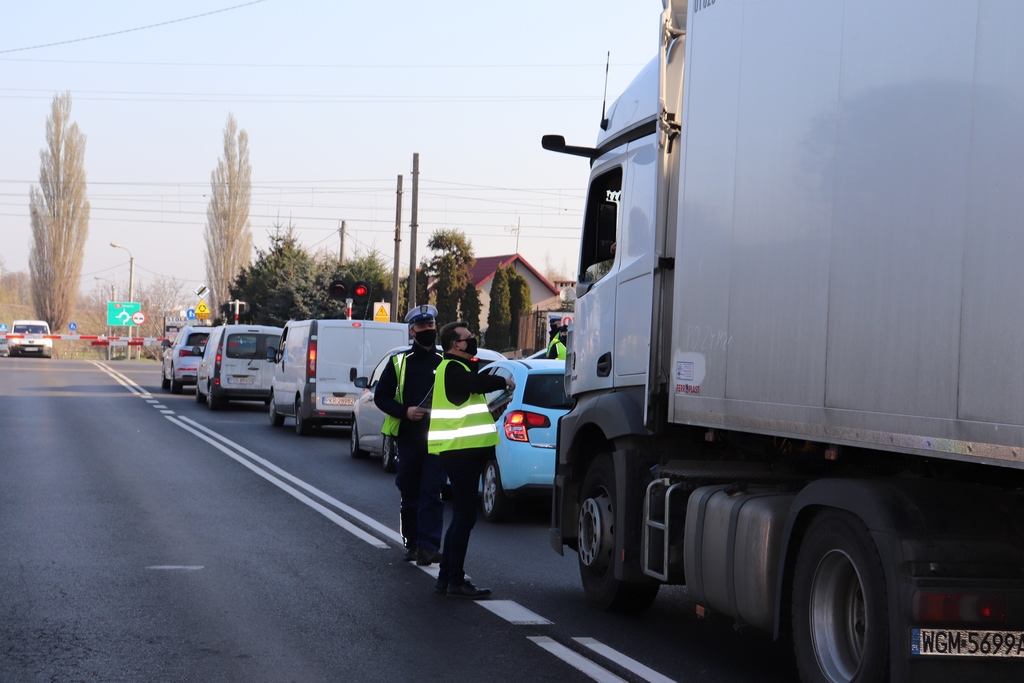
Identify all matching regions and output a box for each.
[544,1,1024,681]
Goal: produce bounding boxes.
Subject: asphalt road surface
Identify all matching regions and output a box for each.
[1,358,800,682]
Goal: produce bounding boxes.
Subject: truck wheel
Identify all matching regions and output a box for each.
[268,392,284,427]
[482,460,514,522]
[577,454,659,613]
[792,510,889,683]
[350,423,368,458]
[295,398,312,435]
[380,436,397,471]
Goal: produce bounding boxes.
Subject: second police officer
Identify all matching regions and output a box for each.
[373,304,446,565]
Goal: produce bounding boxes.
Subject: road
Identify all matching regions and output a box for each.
[0,358,799,682]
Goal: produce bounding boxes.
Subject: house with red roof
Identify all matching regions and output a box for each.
[467,254,560,331]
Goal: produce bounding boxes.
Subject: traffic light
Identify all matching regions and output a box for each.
[328,280,347,300]
[351,281,370,304]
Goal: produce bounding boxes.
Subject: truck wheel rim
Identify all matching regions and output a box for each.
[578,493,612,569]
[809,549,865,682]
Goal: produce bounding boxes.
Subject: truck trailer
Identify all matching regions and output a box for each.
[544,1,1024,681]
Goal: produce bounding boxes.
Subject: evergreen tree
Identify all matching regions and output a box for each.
[230,224,318,326]
[486,266,512,351]
[507,269,532,351]
[426,229,474,326]
[462,279,481,337]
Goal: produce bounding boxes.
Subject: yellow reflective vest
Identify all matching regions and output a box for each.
[381,353,407,437]
[426,358,498,455]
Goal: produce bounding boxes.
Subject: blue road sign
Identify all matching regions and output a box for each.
[69,322,77,331]
[187,308,196,320]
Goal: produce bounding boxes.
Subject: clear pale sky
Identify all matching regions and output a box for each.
[1,1,657,302]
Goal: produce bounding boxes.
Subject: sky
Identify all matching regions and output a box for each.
[1,0,658,304]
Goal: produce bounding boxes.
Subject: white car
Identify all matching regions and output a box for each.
[350,345,505,472]
[195,324,283,410]
[8,320,52,358]
[160,325,211,393]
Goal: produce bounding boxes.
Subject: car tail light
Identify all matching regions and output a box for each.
[307,340,317,377]
[214,346,222,386]
[913,591,1007,624]
[503,410,550,442]
[178,348,195,358]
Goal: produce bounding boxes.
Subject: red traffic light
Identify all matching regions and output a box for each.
[353,283,369,298]
[328,280,347,300]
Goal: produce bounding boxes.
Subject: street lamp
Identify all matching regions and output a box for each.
[110,242,135,360]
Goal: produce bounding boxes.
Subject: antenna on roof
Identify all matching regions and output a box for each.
[600,51,610,131]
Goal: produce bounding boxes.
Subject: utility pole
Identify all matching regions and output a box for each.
[392,175,403,322]
[338,220,346,264]
[409,153,419,310]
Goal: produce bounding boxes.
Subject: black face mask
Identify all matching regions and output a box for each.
[414,329,437,348]
[462,337,478,356]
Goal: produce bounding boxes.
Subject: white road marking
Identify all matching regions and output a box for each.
[529,637,628,683]
[160,410,175,415]
[168,415,389,548]
[574,638,678,683]
[480,600,552,625]
[146,565,204,571]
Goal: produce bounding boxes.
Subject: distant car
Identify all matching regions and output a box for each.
[160,326,211,393]
[477,358,571,522]
[350,345,505,472]
[8,320,52,358]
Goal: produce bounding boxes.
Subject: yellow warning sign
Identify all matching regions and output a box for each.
[373,303,390,323]
[195,299,210,320]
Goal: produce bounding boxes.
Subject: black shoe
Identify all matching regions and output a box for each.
[446,581,491,599]
[433,578,448,594]
[403,547,417,562]
[416,548,442,566]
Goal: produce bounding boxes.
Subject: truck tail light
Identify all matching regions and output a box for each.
[913,591,1007,624]
[503,410,550,442]
[307,340,317,377]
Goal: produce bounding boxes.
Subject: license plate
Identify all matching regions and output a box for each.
[226,375,254,385]
[321,396,355,406]
[912,629,1024,657]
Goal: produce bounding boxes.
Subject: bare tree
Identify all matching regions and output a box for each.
[28,91,90,330]
[203,113,253,315]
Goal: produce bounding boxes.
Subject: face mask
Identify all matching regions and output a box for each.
[462,337,478,356]
[414,328,437,348]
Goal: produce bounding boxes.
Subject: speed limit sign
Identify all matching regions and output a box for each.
[131,311,146,326]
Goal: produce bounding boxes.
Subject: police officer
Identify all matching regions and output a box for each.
[547,323,567,360]
[427,321,513,598]
[374,304,446,565]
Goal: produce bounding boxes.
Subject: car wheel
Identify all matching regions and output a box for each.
[577,454,659,613]
[380,436,397,471]
[169,373,182,395]
[482,459,514,522]
[195,381,205,403]
[206,382,225,411]
[792,510,889,683]
[161,368,170,391]
[294,397,311,435]
[268,391,284,427]
[350,422,368,458]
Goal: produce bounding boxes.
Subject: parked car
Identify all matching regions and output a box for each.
[477,358,572,521]
[195,324,283,410]
[266,319,408,435]
[8,320,52,358]
[350,345,505,472]
[160,325,211,393]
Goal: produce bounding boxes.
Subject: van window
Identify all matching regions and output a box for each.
[13,323,49,334]
[225,333,281,360]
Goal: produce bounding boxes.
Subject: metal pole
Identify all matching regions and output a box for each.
[409,153,419,310]
[392,175,403,322]
[339,220,346,264]
[128,256,135,360]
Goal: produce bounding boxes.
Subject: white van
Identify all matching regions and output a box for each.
[9,320,53,358]
[195,324,283,410]
[267,319,409,435]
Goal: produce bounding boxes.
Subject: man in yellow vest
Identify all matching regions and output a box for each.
[546,323,567,360]
[374,304,445,564]
[427,321,513,598]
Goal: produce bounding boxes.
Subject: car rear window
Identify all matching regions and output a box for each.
[523,373,572,410]
[225,333,280,359]
[185,332,209,346]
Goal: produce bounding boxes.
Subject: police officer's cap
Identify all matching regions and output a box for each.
[405,304,438,325]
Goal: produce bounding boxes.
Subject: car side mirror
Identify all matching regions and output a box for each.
[191,346,203,356]
[354,377,368,389]
[161,340,171,348]
[265,347,277,363]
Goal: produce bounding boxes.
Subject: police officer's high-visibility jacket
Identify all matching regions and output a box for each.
[426,358,498,455]
[381,353,408,437]
[548,339,566,360]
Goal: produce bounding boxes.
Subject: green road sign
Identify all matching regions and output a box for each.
[106,301,141,326]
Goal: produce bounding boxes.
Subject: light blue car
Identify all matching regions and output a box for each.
[478,358,571,522]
